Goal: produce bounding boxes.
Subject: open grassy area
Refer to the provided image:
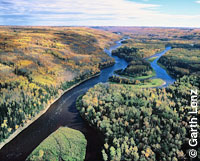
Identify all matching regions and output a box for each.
[133,78,165,88]
[148,56,158,62]
[109,75,165,88]
[26,127,87,161]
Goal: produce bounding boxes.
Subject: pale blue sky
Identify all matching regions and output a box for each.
[0,0,200,27]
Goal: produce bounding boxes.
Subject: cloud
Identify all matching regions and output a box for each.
[195,1,200,3]
[0,0,159,25]
[0,0,200,27]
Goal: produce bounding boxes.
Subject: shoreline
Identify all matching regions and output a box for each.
[0,73,100,150]
[160,80,167,87]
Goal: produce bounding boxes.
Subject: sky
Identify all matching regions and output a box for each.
[0,0,200,27]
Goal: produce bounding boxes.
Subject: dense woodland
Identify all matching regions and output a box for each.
[112,46,154,78]
[1,26,200,161]
[158,48,200,78]
[0,26,119,142]
[77,75,200,161]
[103,27,200,79]
[120,39,165,58]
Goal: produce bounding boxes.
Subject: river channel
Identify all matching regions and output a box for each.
[0,38,175,161]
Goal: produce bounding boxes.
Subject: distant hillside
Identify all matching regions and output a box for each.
[0,26,119,143]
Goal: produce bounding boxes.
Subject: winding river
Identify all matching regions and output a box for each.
[147,46,175,87]
[0,38,175,161]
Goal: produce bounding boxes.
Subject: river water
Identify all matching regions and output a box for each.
[0,38,175,161]
[0,38,128,161]
[147,46,175,87]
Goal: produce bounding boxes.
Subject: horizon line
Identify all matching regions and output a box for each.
[0,25,199,29]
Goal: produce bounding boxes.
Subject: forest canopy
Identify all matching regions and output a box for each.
[112,46,154,78]
[158,48,200,78]
[0,26,119,142]
[77,75,200,161]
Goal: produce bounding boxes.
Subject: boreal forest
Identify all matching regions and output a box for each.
[0,26,199,161]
